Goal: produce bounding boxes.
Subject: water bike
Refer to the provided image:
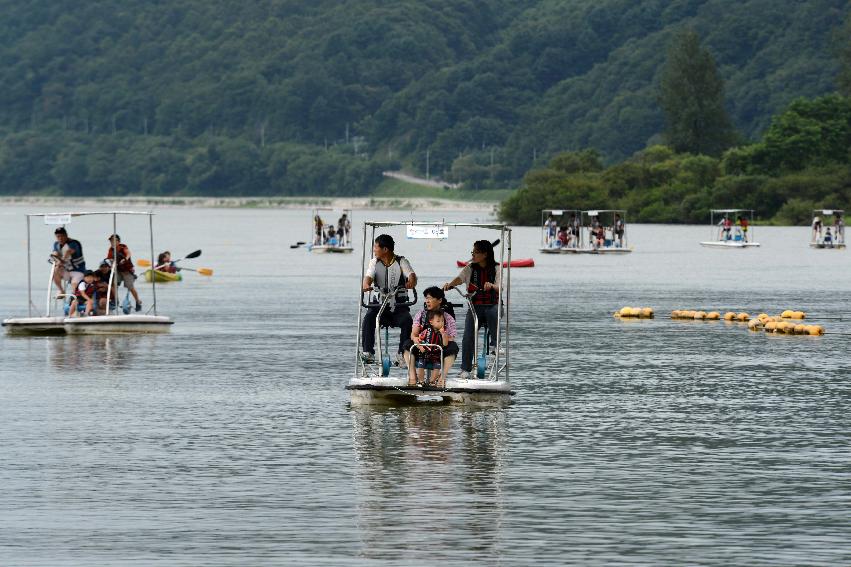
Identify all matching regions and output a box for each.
[302,207,354,253]
[699,208,761,249]
[2,211,173,335]
[347,220,514,406]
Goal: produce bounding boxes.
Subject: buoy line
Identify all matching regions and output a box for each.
[614,307,835,337]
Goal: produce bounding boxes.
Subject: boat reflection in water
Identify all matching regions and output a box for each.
[44,334,162,372]
[350,406,507,559]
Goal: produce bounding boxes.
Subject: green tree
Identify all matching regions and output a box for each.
[837,11,851,96]
[658,30,737,156]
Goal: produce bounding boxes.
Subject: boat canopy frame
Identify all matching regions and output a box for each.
[540,209,581,247]
[22,211,159,318]
[708,209,755,241]
[581,209,628,249]
[311,207,353,247]
[357,220,512,384]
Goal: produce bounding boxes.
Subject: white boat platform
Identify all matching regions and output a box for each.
[574,246,633,254]
[809,242,845,249]
[347,376,513,406]
[3,315,173,335]
[699,241,760,248]
[309,244,354,254]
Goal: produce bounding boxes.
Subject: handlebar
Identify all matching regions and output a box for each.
[361,286,418,308]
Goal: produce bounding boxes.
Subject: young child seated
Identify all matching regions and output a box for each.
[557,226,570,247]
[69,270,97,317]
[824,227,833,244]
[414,309,449,386]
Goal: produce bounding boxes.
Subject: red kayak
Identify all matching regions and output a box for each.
[456,258,535,268]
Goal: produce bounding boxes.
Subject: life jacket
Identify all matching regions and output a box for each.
[54,239,86,272]
[75,281,96,299]
[373,255,408,305]
[108,243,134,272]
[418,327,443,362]
[469,263,498,305]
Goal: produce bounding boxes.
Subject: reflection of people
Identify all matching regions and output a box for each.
[107,234,141,312]
[443,240,500,380]
[404,287,458,385]
[51,227,86,294]
[361,234,418,365]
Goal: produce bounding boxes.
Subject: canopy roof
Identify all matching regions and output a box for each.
[542,209,580,214]
[365,220,509,231]
[26,211,153,217]
[710,209,754,214]
[813,209,844,214]
[582,209,626,214]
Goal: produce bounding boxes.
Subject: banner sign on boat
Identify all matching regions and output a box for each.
[551,210,563,215]
[44,214,72,226]
[406,224,449,239]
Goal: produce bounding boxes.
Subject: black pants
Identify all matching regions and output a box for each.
[361,306,412,355]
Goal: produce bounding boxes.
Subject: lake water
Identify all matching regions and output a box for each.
[1,205,849,566]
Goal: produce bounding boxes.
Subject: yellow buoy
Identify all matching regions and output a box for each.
[781,310,794,318]
[640,307,654,318]
[619,307,632,317]
[629,307,642,317]
[694,311,706,320]
[706,311,720,320]
[807,325,825,336]
[794,324,807,335]
[723,312,736,321]
[791,311,806,320]
[747,319,762,331]
[737,312,750,322]
[671,310,681,319]
[765,321,777,332]
[757,313,769,320]
[783,322,797,334]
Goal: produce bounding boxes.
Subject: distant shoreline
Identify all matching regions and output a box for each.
[0,195,498,212]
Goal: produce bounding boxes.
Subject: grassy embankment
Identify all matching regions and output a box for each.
[371,178,512,202]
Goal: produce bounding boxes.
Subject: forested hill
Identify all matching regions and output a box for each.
[0,0,847,196]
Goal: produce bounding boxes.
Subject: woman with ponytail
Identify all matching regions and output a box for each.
[443,239,501,379]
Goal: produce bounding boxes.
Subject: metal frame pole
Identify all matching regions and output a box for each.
[149,213,157,315]
[355,221,369,376]
[494,227,506,381]
[26,215,32,317]
[504,228,511,383]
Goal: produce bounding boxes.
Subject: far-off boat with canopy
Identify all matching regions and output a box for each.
[810,209,845,249]
[308,207,354,253]
[577,209,632,254]
[539,209,582,254]
[699,209,760,248]
[2,211,173,335]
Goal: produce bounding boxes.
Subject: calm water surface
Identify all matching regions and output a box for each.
[1,205,849,566]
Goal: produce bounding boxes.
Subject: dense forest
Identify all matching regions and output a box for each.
[0,0,848,198]
[499,94,851,225]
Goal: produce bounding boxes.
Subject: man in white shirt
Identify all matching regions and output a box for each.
[361,234,418,365]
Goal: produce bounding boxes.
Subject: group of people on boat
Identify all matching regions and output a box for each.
[544,213,581,248]
[360,234,501,387]
[314,213,352,247]
[812,213,845,246]
[51,227,143,316]
[717,215,750,242]
[543,213,625,249]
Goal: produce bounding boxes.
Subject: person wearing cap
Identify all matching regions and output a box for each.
[51,227,86,294]
[106,234,142,312]
[69,270,97,317]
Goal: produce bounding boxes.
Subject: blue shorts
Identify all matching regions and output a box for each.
[415,357,441,370]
